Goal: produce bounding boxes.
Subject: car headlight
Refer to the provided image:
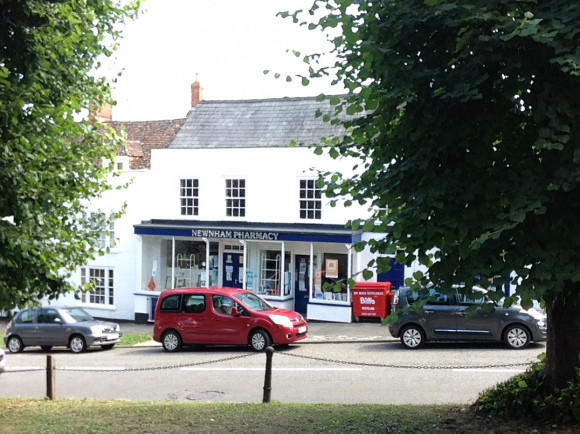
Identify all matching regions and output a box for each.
[537,320,546,328]
[269,315,293,328]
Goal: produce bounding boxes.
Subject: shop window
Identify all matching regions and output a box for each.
[320,253,349,302]
[180,179,199,216]
[259,250,291,296]
[164,240,219,288]
[226,179,245,217]
[81,267,114,306]
[299,179,321,220]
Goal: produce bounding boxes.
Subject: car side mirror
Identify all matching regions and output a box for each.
[54,318,61,323]
[230,307,241,317]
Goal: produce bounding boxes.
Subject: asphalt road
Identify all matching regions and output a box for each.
[0,341,545,404]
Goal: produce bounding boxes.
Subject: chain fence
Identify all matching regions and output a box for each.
[276,351,537,369]
[4,352,258,374]
[3,347,537,374]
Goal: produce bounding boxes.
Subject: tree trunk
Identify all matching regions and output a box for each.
[544,280,580,393]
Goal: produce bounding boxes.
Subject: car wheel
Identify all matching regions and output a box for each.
[69,335,87,353]
[41,346,52,351]
[101,344,115,350]
[7,336,24,353]
[249,329,271,351]
[401,325,425,349]
[162,330,183,352]
[504,325,531,349]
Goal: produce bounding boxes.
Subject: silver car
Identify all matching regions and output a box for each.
[388,286,547,350]
[4,306,122,353]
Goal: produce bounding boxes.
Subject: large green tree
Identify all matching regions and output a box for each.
[288,0,580,392]
[0,0,140,310]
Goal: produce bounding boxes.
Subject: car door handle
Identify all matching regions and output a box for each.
[456,312,466,316]
[424,310,435,314]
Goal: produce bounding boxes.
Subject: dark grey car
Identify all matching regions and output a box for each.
[388,287,547,349]
[4,307,122,353]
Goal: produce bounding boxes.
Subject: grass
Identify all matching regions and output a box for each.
[0,399,577,434]
[118,333,152,347]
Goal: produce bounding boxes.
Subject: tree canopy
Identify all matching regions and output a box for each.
[0,0,141,310]
[287,0,580,392]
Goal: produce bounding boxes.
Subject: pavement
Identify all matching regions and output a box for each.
[118,318,397,346]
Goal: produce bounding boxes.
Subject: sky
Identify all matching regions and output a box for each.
[106,0,342,121]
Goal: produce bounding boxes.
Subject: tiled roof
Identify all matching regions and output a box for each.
[169,96,348,149]
[110,119,186,169]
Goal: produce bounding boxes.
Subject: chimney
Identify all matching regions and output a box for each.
[96,103,112,122]
[191,76,204,108]
[90,102,113,122]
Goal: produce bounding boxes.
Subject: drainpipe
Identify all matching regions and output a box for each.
[171,237,176,288]
[346,244,352,304]
[241,240,247,290]
[203,237,210,288]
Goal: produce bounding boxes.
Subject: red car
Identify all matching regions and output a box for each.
[153,287,308,352]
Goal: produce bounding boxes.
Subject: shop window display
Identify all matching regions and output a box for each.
[258,250,291,296]
[316,253,349,302]
[164,240,219,289]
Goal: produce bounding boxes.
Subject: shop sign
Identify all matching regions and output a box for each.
[191,229,279,240]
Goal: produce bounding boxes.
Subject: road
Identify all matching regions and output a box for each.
[0,341,544,404]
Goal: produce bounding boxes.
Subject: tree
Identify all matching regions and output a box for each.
[0,1,141,310]
[287,0,580,393]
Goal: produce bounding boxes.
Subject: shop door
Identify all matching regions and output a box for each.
[378,258,405,289]
[294,255,310,315]
[223,253,244,288]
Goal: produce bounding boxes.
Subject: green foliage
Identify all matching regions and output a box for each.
[478,362,580,424]
[282,0,580,396]
[289,0,580,304]
[0,0,141,310]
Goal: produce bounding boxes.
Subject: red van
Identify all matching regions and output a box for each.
[153,287,308,352]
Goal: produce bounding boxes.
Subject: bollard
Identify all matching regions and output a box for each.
[47,355,56,400]
[262,346,275,403]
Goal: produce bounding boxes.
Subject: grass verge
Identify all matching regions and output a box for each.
[118,333,152,347]
[0,398,576,434]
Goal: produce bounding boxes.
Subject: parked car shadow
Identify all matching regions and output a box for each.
[358,341,546,353]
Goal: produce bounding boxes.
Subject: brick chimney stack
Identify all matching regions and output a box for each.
[96,103,112,122]
[89,102,113,122]
[191,75,204,107]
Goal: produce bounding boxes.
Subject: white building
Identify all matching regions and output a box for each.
[57,81,416,323]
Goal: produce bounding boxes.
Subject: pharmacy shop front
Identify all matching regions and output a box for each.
[133,220,364,323]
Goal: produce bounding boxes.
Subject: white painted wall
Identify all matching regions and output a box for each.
[147,146,371,224]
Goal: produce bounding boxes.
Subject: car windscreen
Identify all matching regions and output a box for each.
[60,308,94,323]
[234,292,274,311]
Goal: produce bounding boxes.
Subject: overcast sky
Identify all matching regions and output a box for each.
[106,0,341,121]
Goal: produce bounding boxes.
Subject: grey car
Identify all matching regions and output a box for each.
[388,286,547,350]
[4,306,122,353]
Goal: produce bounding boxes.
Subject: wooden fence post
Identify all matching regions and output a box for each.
[262,346,274,403]
[47,355,56,400]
